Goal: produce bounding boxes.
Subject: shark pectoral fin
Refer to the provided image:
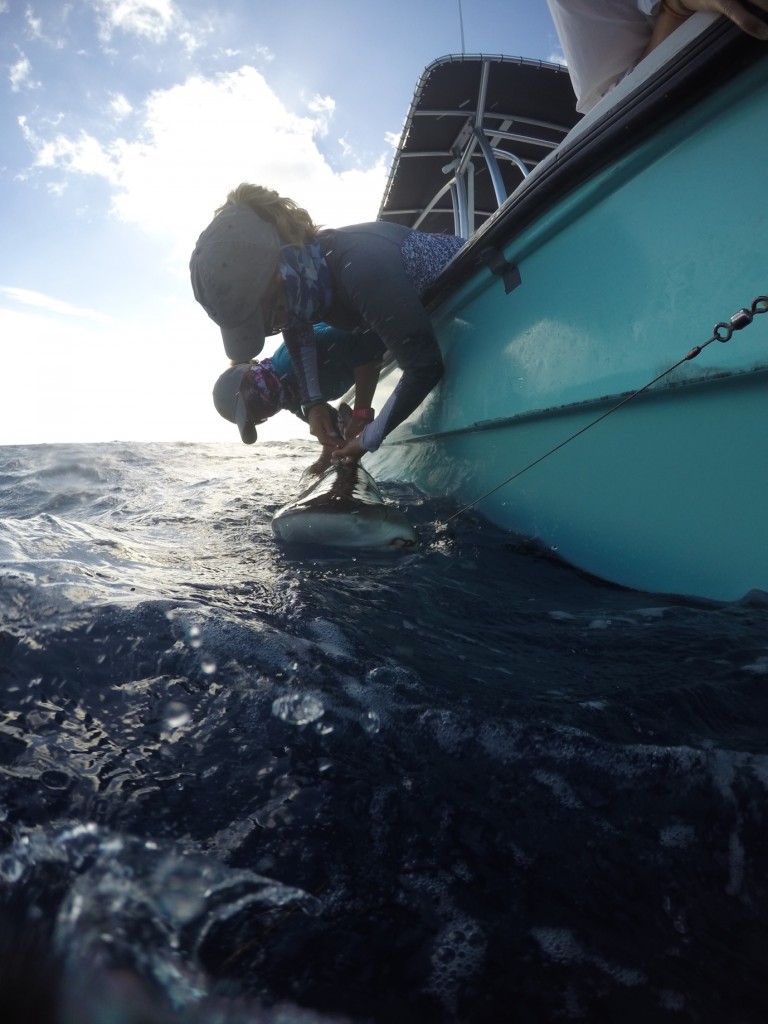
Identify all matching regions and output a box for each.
[338,402,353,431]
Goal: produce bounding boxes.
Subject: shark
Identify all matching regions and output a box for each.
[271,460,417,550]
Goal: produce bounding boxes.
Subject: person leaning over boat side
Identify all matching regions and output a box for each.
[547,0,768,113]
[189,183,466,463]
[211,322,386,475]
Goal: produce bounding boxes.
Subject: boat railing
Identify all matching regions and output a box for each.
[378,54,578,240]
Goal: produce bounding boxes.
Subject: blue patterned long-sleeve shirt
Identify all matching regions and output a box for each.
[282,222,465,452]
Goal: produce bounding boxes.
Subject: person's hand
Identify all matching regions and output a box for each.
[663,0,768,38]
[307,403,342,449]
[343,414,369,441]
[331,436,364,464]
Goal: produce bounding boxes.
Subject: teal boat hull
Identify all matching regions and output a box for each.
[368,45,768,601]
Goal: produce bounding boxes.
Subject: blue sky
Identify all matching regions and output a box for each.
[0,0,564,445]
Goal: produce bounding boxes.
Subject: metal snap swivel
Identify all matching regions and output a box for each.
[729,308,753,331]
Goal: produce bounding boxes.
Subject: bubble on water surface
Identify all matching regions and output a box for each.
[272,693,325,725]
[0,852,25,883]
[360,710,381,735]
[40,769,72,790]
[163,702,191,730]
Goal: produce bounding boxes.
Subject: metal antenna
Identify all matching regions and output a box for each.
[457,0,466,53]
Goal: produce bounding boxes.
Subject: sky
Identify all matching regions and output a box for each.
[0,0,565,446]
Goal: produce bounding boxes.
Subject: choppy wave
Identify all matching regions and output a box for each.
[1,442,768,1023]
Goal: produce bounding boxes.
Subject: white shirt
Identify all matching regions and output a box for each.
[547,0,662,113]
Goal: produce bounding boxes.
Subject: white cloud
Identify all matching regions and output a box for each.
[9,51,40,92]
[0,286,114,322]
[88,0,204,54]
[20,116,121,183]
[0,304,191,444]
[25,6,43,38]
[305,93,335,135]
[337,136,353,159]
[91,0,178,43]
[19,66,389,259]
[109,92,133,120]
[0,301,304,445]
[16,5,70,49]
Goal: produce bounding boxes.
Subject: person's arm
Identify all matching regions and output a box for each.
[344,362,381,440]
[282,320,341,448]
[323,226,445,458]
[341,283,443,453]
[644,0,768,58]
[547,0,767,114]
[282,320,321,405]
[332,358,443,462]
[352,362,379,411]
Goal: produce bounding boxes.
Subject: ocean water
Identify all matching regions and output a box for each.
[1,440,767,1024]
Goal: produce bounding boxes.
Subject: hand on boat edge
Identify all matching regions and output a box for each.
[663,0,768,39]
